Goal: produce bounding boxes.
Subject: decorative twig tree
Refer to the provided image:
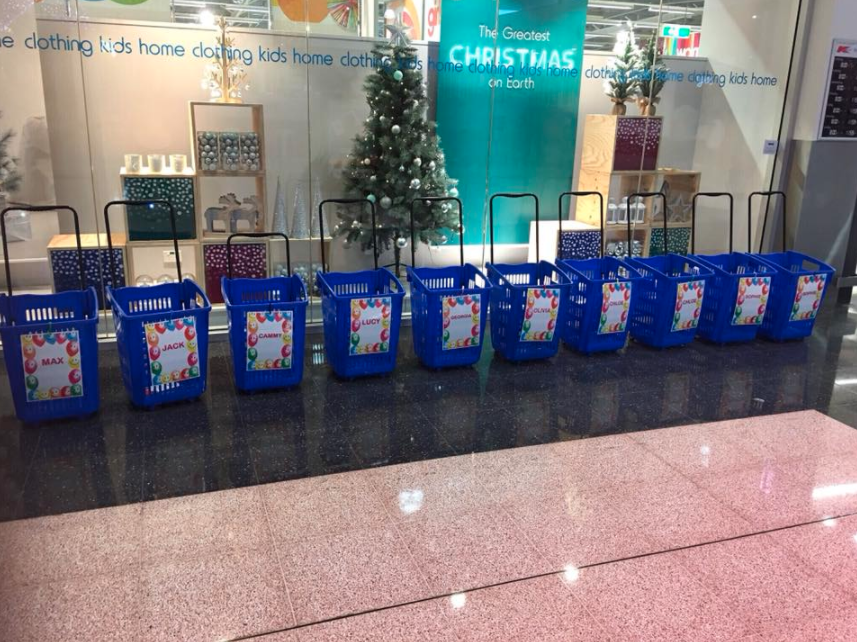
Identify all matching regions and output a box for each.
[637,35,669,116]
[336,35,459,274]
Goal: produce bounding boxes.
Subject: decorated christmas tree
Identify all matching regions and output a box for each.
[637,35,669,115]
[336,36,459,273]
[604,24,639,115]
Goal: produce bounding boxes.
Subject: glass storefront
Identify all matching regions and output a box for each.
[0,0,801,336]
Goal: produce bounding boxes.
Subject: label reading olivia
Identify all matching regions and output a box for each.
[145,317,199,390]
[350,297,392,356]
[732,276,771,326]
[672,280,705,332]
[246,310,293,371]
[442,294,481,350]
[791,274,827,321]
[598,282,632,335]
[21,330,83,402]
[520,287,560,342]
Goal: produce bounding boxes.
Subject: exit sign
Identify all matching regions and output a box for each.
[661,24,692,38]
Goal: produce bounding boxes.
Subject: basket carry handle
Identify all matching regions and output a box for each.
[318,198,378,272]
[629,192,667,256]
[103,199,181,284]
[226,232,290,280]
[3,205,86,298]
[557,191,607,259]
[409,197,464,269]
[489,192,539,264]
[749,191,787,253]
[691,192,734,254]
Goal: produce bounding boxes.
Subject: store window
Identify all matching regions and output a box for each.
[0,0,799,335]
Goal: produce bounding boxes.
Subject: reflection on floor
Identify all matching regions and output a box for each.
[2,410,857,641]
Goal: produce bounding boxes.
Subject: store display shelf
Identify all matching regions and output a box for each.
[196,169,265,178]
[120,167,196,178]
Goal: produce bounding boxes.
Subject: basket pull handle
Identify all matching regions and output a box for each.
[691,192,734,254]
[3,205,85,298]
[489,192,539,264]
[103,199,180,283]
[558,191,605,259]
[318,198,377,272]
[749,191,787,253]
[226,232,290,280]
[409,197,464,269]
[629,192,667,257]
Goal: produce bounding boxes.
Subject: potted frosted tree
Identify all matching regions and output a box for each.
[604,25,639,115]
[637,35,669,116]
[337,31,458,276]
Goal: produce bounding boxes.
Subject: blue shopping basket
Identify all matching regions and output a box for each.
[104,199,211,407]
[1,205,99,422]
[557,191,642,355]
[626,192,714,349]
[747,191,835,341]
[690,192,777,344]
[486,193,571,362]
[406,197,491,369]
[222,232,307,391]
[316,198,405,378]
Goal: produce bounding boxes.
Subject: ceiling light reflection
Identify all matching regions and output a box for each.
[450,592,467,609]
[563,565,580,583]
[812,483,857,500]
[398,489,424,515]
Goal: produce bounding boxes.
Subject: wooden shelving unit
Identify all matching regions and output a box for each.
[188,102,267,239]
[574,114,701,257]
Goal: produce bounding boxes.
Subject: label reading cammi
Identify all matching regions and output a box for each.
[246,310,293,370]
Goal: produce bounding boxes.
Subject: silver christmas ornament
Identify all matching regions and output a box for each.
[370,175,377,182]
[367,194,376,203]
[449,187,459,197]
[413,158,422,167]
[351,220,360,229]
[363,158,371,166]
[409,178,421,189]
[440,234,448,244]
[391,125,401,135]
[380,196,392,209]
[399,165,405,172]
[441,203,450,212]
[396,236,408,249]
[428,161,436,170]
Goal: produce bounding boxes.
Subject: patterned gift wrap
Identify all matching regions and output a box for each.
[50,248,126,310]
[649,226,691,257]
[557,230,601,260]
[197,131,219,171]
[613,117,662,171]
[122,176,196,241]
[203,242,267,305]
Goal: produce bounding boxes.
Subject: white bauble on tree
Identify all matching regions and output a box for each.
[396,236,408,249]
[380,196,392,209]
[391,125,401,135]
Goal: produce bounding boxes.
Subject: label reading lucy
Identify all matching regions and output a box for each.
[21,330,84,402]
[598,282,632,335]
[350,297,392,356]
[442,294,481,350]
[671,280,705,332]
[246,310,293,371]
[732,276,771,326]
[520,287,560,342]
[145,316,200,390]
[791,274,827,321]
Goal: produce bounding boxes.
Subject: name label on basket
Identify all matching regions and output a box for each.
[144,317,200,390]
[598,282,632,335]
[671,280,705,332]
[790,274,826,322]
[246,310,293,371]
[350,297,392,356]
[520,287,560,342]
[442,294,481,350]
[732,277,770,326]
[21,330,84,402]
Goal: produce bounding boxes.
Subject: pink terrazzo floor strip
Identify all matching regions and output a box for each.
[2,410,857,641]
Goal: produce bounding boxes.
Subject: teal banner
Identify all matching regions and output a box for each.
[435,0,588,244]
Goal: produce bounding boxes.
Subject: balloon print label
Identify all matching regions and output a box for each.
[598,282,631,335]
[520,287,560,342]
[732,276,770,326]
[671,280,705,332]
[246,310,293,371]
[790,274,826,321]
[442,294,481,350]
[350,297,392,356]
[20,330,83,402]
[144,317,200,391]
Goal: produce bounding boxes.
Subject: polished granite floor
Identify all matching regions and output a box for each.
[2,410,857,641]
[2,300,857,523]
